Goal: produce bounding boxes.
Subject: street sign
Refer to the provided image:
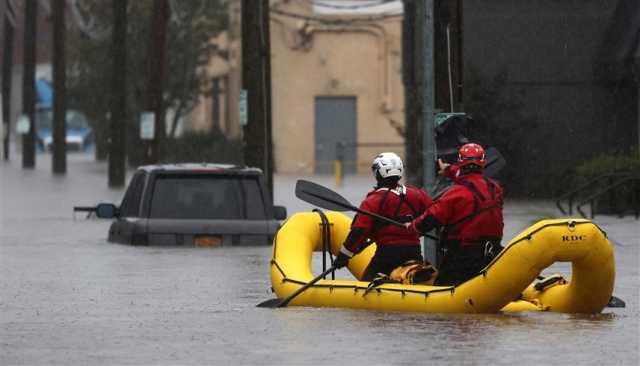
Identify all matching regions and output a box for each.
[239,89,248,126]
[434,112,466,127]
[140,112,155,140]
[16,115,30,134]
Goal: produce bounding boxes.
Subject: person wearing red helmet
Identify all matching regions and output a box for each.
[333,152,435,281]
[407,143,504,286]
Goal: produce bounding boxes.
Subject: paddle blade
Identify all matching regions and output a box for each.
[606,295,626,308]
[295,179,354,212]
[256,298,283,308]
[483,147,506,178]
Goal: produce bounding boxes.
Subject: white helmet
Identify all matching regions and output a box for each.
[371,152,403,179]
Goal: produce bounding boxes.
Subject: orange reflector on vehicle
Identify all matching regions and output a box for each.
[194,235,222,247]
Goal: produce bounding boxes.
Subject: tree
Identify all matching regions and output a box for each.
[165,1,229,138]
[66,0,229,163]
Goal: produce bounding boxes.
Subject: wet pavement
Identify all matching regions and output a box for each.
[1,153,639,365]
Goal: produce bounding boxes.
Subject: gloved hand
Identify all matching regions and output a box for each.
[437,158,451,176]
[404,221,420,234]
[334,252,351,268]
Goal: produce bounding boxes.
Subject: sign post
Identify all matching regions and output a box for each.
[239,89,248,126]
[140,111,155,141]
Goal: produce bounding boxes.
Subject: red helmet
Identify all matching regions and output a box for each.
[457,143,485,168]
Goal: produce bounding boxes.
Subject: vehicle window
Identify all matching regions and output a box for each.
[242,178,266,219]
[36,110,90,130]
[66,111,89,129]
[150,175,251,220]
[119,172,146,217]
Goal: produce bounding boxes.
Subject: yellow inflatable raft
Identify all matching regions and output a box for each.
[269,211,615,313]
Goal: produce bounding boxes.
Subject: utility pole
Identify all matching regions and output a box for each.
[414,0,437,263]
[241,0,273,198]
[52,0,66,174]
[2,0,16,161]
[416,0,435,190]
[22,0,37,169]
[144,0,169,165]
[405,0,463,185]
[402,0,421,186]
[109,0,127,187]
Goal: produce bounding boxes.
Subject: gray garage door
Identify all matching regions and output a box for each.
[314,96,357,174]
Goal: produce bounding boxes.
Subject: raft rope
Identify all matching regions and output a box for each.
[270,218,608,299]
[477,220,607,276]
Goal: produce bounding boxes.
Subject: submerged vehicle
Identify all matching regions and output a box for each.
[267,211,615,313]
[92,164,287,246]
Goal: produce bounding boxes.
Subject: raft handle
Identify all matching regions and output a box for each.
[314,209,335,280]
[534,274,567,292]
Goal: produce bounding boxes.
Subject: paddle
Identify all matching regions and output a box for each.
[295,179,439,241]
[482,147,506,178]
[257,265,338,308]
[295,179,357,212]
[607,295,626,308]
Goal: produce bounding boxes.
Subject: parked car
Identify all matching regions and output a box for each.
[94,164,287,246]
[36,109,94,152]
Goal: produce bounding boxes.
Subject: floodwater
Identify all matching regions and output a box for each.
[1,154,638,365]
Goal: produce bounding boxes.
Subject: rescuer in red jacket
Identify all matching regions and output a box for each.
[408,143,504,286]
[333,152,433,281]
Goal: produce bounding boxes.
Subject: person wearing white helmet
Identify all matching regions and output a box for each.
[333,152,435,282]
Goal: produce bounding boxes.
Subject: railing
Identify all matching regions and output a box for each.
[555,170,639,219]
[576,176,640,219]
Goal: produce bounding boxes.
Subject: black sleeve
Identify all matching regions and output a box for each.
[342,227,368,254]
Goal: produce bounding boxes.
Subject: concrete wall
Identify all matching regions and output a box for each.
[270,1,405,174]
[464,0,638,190]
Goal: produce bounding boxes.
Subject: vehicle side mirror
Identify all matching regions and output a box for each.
[95,203,119,219]
[273,205,287,220]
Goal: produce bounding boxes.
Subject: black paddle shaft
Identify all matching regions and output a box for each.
[257,265,338,308]
[308,192,405,228]
[296,180,405,227]
[296,179,438,240]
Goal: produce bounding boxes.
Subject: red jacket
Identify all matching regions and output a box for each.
[413,172,503,244]
[343,184,432,255]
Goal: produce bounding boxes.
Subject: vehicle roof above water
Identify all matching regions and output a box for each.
[136,163,263,176]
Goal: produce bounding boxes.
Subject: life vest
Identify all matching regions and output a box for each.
[439,174,504,245]
[346,184,432,254]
